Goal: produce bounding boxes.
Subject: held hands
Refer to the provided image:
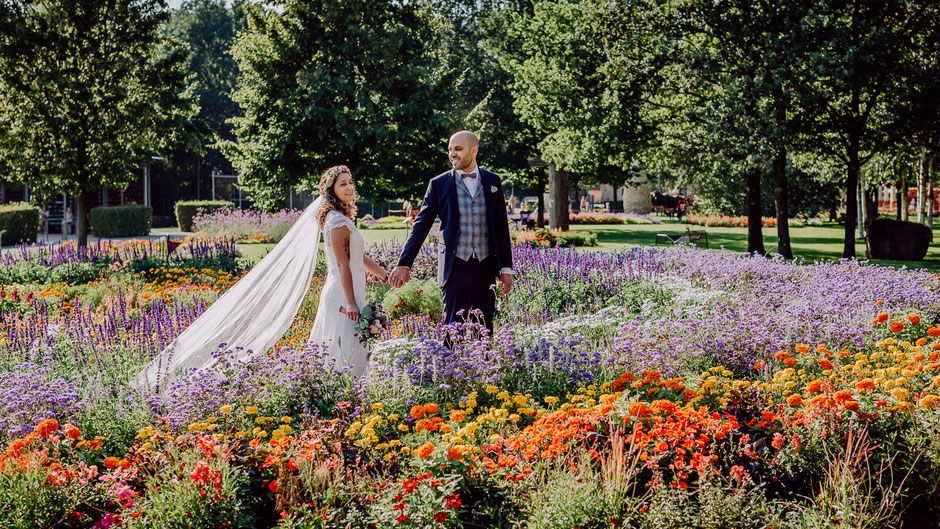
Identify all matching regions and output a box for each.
[388,266,411,288]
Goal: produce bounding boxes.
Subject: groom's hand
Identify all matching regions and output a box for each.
[498,273,513,295]
[389,266,411,288]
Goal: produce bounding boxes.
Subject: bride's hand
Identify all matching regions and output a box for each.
[344,302,360,321]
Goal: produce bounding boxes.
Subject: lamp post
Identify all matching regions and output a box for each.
[527,156,547,229]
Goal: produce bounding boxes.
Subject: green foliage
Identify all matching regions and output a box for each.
[0,0,198,245]
[504,0,662,176]
[175,200,232,231]
[123,447,256,529]
[514,228,598,248]
[0,202,39,244]
[224,0,452,208]
[90,205,152,238]
[382,279,443,321]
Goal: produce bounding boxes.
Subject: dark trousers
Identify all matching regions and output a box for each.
[443,255,497,335]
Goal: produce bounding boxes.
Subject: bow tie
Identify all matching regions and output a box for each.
[460,172,477,179]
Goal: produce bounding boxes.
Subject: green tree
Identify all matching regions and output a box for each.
[504,0,664,229]
[224,0,451,210]
[164,0,246,201]
[799,0,940,258]
[0,0,197,245]
[658,0,822,257]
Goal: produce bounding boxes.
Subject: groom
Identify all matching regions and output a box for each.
[389,131,513,333]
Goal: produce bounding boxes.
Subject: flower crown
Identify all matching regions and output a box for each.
[320,165,351,194]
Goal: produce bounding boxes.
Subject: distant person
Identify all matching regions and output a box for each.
[40,205,49,235]
[508,195,517,213]
[580,197,588,213]
[605,203,611,213]
[64,207,74,236]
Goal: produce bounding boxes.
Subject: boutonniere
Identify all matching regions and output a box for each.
[491,186,498,194]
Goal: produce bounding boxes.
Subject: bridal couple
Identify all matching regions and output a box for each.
[137,131,513,391]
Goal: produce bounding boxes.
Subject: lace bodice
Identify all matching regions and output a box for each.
[322,210,364,271]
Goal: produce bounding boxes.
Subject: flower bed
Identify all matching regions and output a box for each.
[2,239,940,527]
[192,206,303,243]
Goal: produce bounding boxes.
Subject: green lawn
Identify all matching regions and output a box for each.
[224,220,940,271]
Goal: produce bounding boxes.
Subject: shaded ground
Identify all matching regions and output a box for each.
[130,222,940,271]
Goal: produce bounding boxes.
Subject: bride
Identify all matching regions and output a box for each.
[136,165,387,391]
[308,165,389,378]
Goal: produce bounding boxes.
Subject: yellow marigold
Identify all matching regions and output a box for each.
[485,385,498,394]
[544,396,559,405]
[245,406,259,415]
[896,402,916,414]
[891,388,910,401]
[220,405,232,414]
[919,395,940,409]
[415,442,436,459]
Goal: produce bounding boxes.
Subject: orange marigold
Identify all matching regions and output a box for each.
[916,338,928,347]
[103,457,120,469]
[410,405,425,420]
[423,403,439,415]
[929,327,940,337]
[855,379,875,392]
[652,400,679,414]
[628,402,652,418]
[415,442,436,459]
[36,419,59,438]
[795,344,810,354]
[449,410,466,422]
[61,424,81,441]
[875,312,889,324]
[786,394,804,407]
[843,400,860,412]
[783,357,797,368]
[818,359,833,371]
[833,390,854,403]
[889,321,904,333]
[447,445,466,460]
[806,380,825,394]
[908,314,921,325]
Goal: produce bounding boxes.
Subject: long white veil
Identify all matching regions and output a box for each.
[136,196,325,393]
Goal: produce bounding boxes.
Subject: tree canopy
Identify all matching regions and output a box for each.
[0,0,197,245]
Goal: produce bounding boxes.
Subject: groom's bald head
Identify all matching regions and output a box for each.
[448,130,479,172]
[450,130,479,147]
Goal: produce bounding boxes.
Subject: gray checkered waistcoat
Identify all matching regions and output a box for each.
[455,177,490,261]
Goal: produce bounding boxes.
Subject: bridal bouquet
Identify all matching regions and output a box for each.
[340,301,388,345]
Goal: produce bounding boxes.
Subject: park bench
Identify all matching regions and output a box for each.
[655,228,708,248]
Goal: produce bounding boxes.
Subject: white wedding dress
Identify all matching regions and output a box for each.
[308,210,369,378]
[135,196,369,393]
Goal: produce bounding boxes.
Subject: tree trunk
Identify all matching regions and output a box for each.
[537,171,545,229]
[76,188,90,247]
[772,152,792,259]
[548,163,569,231]
[925,155,936,230]
[745,166,765,255]
[772,85,792,258]
[900,167,909,221]
[844,154,860,259]
[857,173,866,240]
[917,146,927,224]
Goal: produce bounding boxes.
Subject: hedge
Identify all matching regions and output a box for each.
[0,202,40,245]
[174,200,231,232]
[90,205,152,237]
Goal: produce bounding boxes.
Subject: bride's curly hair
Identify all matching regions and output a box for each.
[316,165,358,227]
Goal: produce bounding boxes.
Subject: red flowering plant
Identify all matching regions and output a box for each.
[367,469,464,528]
[0,419,114,528]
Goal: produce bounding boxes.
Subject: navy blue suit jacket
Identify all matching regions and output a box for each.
[397,168,513,286]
